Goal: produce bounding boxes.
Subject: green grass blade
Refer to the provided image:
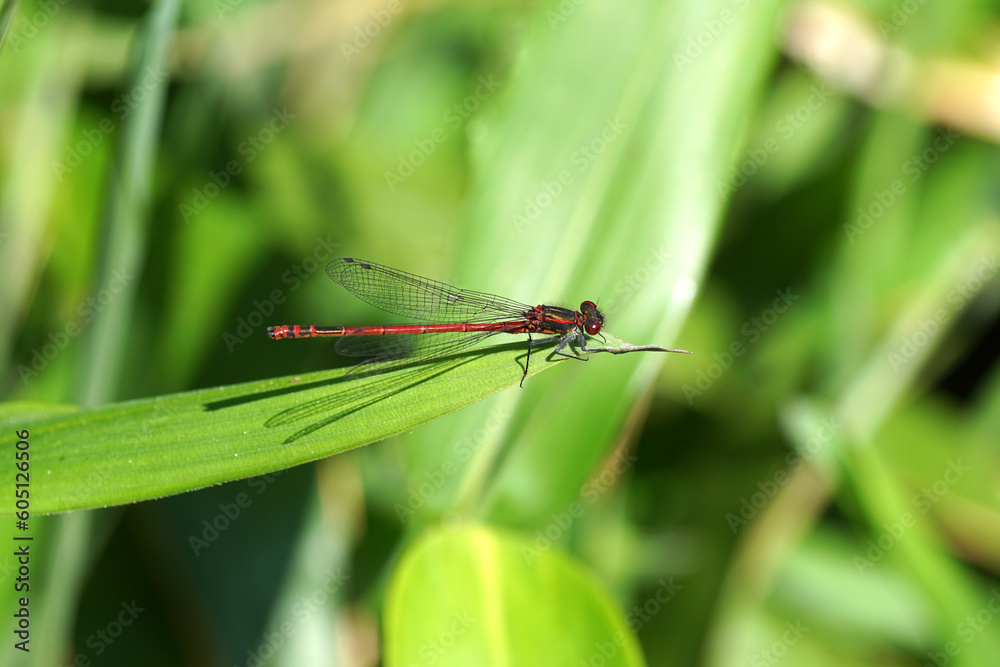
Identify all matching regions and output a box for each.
[77,0,177,406]
[0,343,582,515]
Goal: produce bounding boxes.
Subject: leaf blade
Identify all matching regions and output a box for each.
[1,341,582,514]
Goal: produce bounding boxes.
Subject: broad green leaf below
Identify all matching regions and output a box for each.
[385,523,646,667]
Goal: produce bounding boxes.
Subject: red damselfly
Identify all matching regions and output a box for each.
[268,257,689,385]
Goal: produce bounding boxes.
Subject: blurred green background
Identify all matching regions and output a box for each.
[2,0,1000,665]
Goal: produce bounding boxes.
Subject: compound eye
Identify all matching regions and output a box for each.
[581,300,596,312]
[586,320,602,336]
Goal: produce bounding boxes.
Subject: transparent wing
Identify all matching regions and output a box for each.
[326,258,532,323]
[334,329,508,365]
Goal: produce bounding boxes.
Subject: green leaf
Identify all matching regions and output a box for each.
[0,341,601,515]
[385,524,645,667]
[78,0,176,406]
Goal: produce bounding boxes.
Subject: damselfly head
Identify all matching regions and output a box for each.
[579,300,604,336]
